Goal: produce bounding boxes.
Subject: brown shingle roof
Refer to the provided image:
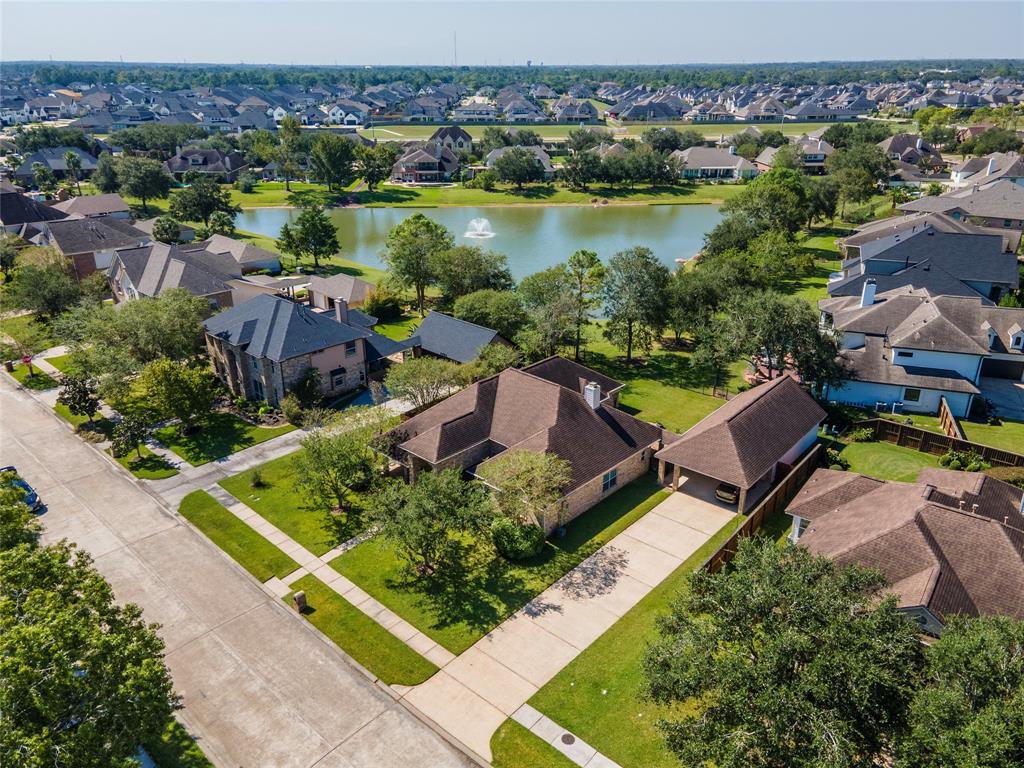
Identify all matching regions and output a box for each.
[654,376,826,489]
[522,356,622,399]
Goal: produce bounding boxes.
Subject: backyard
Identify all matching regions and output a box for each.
[833,438,940,482]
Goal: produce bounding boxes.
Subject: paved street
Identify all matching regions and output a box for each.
[0,376,474,768]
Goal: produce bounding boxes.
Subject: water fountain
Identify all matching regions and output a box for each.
[463,217,496,239]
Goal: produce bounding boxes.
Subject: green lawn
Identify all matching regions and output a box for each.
[373,313,421,341]
[53,402,115,435]
[332,474,671,655]
[285,574,438,686]
[153,412,295,466]
[0,314,57,348]
[836,439,940,482]
[490,513,744,768]
[113,446,179,480]
[871,411,1024,455]
[229,181,358,209]
[8,363,58,390]
[235,228,390,285]
[43,353,76,374]
[218,452,357,556]
[143,719,213,768]
[491,720,576,768]
[786,227,845,307]
[178,490,299,582]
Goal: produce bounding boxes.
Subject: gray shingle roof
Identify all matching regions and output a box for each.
[115,243,237,298]
[413,311,503,363]
[46,218,145,254]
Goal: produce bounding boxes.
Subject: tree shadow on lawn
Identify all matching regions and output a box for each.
[163,414,254,462]
[319,505,365,548]
[121,453,176,474]
[582,345,719,393]
[317,261,380,280]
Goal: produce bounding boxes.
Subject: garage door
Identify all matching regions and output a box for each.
[981,358,1024,379]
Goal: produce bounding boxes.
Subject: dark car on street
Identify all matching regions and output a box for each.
[1,466,42,511]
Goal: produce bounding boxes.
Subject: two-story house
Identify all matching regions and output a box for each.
[390,141,460,183]
[163,148,250,182]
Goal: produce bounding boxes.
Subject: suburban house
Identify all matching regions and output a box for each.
[452,102,498,122]
[390,141,460,184]
[655,376,826,513]
[40,217,148,277]
[484,145,556,179]
[13,146,97,182]
[819,283,1024,416]
[877,133,943,166]
[163,148,250,182]
[108,242,243,307]
[307,273,375,312]
[551,97,599,122]
[754,136,834,174]
[786,467,1024,634]
[429,125,473,154]
[188,233,281,273]
[53,193,130,219]
[203,293,414,405]
[387,357,665,532]
[829,229,1020,303]
[839,211,1021,258]
[669,146,759,180]
[411,311,509,363]
[897,179,1024,231]
[0,179,68,233]
[949,151,1024,188]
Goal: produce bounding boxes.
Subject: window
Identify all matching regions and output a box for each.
[601,469,618,493]
[344,340,357,357]
[1004,219,1012,228]
[904,388,921,402]
[896,350,914,359]
[1012,334,1024,349]
[329,367,345,389]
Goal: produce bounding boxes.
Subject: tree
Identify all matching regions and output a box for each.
[354,142,400,192]
[560,150,603,190]
[702,213,767,257]
[92,151,119,193]
[110,414,151,460]
[429,245,513,306]
[57,376,100,425]
[151,216,182,244]
[666,267,720,343]
[960,127,1023,155]
[722,167,810,234]
[565,249,605,360]
[745,228,813,288]
[476,449,571,530]
[806,174,840,226]
[169,176,240,226]
[566,127,603,153]
[7,249,81,318]
[516,266,576,360]
[643,537,923,768]
[512,128,543,146]
[383,356,465,408]
[479,126,514,154]
[383,213,453,315]
[114,156,172,215]
[370,469,492,575]
[0,470,41,551]
[462,343,522,380]
[0,232,21,280]
[276,114,302,191]
[32,162,57,195]
[0,541,177,766]
[602,246,670,362]
[135,359,216,429]
[293,407,396,519]
[453,289,529,340]
[205,209,235,237]
[493,147,544,189]
[309,132,355,191]
[63,150,82,196]
[642,126,685,154]
[897,616,1024,768]
[827,144,892,216]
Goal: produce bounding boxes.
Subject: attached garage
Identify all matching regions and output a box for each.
[981,358,1024,380]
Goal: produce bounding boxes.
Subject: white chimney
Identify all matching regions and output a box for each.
[916,137,923,150]
[728,145,736,155]
[986,157,996,176]
[333,297,349,324]
[583,381,601,410]
[860,278,877,308]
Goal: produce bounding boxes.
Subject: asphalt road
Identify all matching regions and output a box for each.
[0,376,474,768]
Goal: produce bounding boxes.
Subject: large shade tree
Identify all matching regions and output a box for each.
[602,246,670,362]
[383,213,454,315]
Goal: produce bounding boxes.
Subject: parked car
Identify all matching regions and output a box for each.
[714,482,740,505]
[1,465,42,510]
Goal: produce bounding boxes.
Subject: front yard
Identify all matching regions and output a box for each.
[153,412,294,466]
[8,364,58,390]
[330,475,671,655]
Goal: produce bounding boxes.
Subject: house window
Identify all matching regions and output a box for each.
[329,367,345,389]
[252,378,264,400]
[344,340,357,357]
[1004,219,1012,228]
[602,469,618,493]
[896,350,914,359]
[904,388,922,402]
[1012,335,1024,349]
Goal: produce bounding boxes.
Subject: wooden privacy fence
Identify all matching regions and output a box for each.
[938,396,966,440]
[700,443,823,575]
[858,418,1024,468]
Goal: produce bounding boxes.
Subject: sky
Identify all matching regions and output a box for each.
[2,0,1022,67]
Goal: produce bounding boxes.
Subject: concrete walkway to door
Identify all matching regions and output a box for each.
[401,491,738,762]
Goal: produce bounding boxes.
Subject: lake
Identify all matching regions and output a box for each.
[236,204,723,280]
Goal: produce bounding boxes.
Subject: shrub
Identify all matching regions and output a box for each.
[257,402,272,416]
[249,468,266,488]
[466,169,497,191]
[939,453,951,467]
[940,449,990,473]
[948,459,962,470]
[825,447,849,470]
[848,426,876,443]
[363,286,404,322]
[280,393,304,425]
[491,516,546,560]
[233,171,258,193]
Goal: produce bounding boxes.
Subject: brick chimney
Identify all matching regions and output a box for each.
[584,381,601,409]
[334,297,349,324]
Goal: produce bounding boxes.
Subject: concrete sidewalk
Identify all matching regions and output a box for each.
[402,493,737,762]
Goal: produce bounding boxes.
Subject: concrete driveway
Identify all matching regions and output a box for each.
[0,377,472,768]
[402,487,737,762]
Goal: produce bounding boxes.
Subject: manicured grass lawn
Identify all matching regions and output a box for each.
[53,402,115,435]
[143,719,213,768]
[331,474,671,655]
[43,353,76,374]
[490,513,744,768]
[869,411,1024,455]
[835,438,940,482]
[178,490,299,582]
[787,227,845,307]
[113,446,179,480]
[153,412,295,466]
[219,452,357,556]
[229,181,355,209]
[0,314,57,348]
[285,574,438,686]
[235,228,390,285]
[491,720,576,768]
[8,364,58,390]
[374,313,421,341]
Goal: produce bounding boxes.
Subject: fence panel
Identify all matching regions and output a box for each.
[857,419,1024,468]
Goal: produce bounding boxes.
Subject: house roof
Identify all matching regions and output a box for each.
[14,146,98,176]
[115,243,238,298]
[670,146,757,172]
[789,468,1024,622]
[898,178,1024,220]
[430,125,473,144]
[203,293,371,362]
[192,233,281,267]
[308,273,375,305]
[133,217,195,240]
[394,362,662,494]
[53,193,129,217]
[522,356,623,399]
[163,148,248,175]
[841,212,1021,254]
[46,217,145,254]
[413,311,503,363]
[655,376,826,489]
[0,181,69,226]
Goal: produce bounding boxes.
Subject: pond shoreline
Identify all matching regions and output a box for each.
[237,197,733,211]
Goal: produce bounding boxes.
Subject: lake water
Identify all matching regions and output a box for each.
[236,204,723,280]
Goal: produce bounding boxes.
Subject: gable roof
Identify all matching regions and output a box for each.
[53,193,129,217]
[655,376,826,488]
[193,233,281,268]
[308,273,375,305]
[0,181,69,226]
[899,178,1024,220]
[203,293,370,362]
[45,217,145,254]
[115,243,238,298]
[413,311,503,363]
[522,356,622,399]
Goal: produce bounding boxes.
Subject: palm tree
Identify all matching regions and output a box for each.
[63,151,82,197]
